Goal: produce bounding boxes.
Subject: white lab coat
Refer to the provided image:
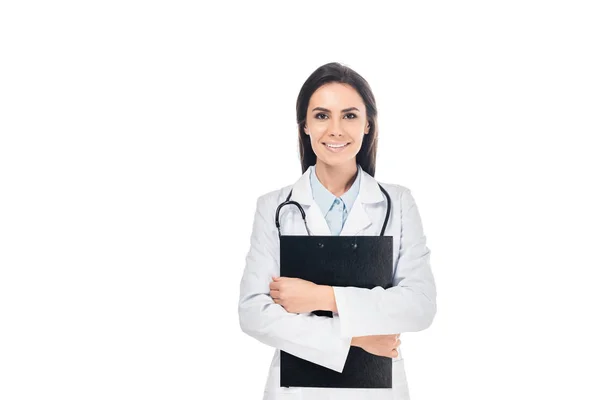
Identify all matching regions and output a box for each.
[238,166,437,400]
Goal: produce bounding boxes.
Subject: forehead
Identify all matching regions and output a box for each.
[309,82,365,109]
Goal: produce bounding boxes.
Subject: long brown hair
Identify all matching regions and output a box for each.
[296,62,379,177]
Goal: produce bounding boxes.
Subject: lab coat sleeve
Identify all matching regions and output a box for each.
[238,194,352,373]
[332,188,437,337]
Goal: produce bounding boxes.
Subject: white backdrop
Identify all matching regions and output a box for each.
[1,1,599,399]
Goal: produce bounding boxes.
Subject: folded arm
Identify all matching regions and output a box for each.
[238,194,352,373]
[332,188,437,337]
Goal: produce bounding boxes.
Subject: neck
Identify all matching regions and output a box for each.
[314,160,359,197]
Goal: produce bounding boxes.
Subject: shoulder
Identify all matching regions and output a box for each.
[254,184,294,210]
[373,180,422,217]
[254,176,418,211]
[374,179,411,201]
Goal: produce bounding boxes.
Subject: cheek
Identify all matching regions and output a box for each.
[312,140,325,154]
[307,124,327,136]
[351,131,366,145]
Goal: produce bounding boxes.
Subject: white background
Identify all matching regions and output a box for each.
[1,1,599,399]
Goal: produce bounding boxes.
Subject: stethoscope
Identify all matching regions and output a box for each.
[274,183,392,237]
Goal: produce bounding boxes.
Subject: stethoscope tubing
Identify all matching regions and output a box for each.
[275,183,391,237]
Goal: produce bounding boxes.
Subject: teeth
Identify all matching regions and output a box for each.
[326,143,348,148]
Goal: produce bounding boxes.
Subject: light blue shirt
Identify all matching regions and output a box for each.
[309,164,361,235]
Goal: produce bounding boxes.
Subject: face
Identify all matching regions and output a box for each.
[304,82,370,168]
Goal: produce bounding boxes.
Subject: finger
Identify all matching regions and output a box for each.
[391,349,398,358]
[270,290,280,299]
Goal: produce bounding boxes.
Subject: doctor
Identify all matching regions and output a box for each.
[238,62,437,400]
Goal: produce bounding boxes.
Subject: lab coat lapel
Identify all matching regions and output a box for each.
[339,197,371,236]
[288,167,331,236]
[340,167,385,236]
[306,204,331,236]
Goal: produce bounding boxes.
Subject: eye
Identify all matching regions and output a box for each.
[344,113,357,119]
[315,113,328,120]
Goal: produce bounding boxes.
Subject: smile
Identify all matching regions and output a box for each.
[323,143,350,149]
[323,142,350,152]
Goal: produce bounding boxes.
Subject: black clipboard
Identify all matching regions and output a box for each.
[279,235,394,388]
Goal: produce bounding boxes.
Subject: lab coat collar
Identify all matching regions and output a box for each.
[289,164,384,205]
[288,163,385,235]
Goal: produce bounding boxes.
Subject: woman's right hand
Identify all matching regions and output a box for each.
[351,334,401,358]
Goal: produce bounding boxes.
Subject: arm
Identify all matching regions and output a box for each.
[238,194,352,373]
[331,188,437,337]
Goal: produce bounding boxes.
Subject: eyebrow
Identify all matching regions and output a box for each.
[312,107,360,113]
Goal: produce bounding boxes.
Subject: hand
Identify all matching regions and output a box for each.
[351,334,401,359]
[269,276,320,314]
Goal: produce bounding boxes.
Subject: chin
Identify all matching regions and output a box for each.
[316,154,358,168]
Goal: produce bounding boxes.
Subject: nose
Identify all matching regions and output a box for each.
[328,118,342,136]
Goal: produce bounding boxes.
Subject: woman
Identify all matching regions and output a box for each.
[238,62,436,400]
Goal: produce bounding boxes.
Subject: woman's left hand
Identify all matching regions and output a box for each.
[269,277,323,314]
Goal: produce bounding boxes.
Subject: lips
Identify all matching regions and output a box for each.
[323,142,350,147]
[323,142,350,152]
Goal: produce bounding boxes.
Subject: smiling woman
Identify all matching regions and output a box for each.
[304,86,370,163]
[238,62,436,400]
[296,63,380,186]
